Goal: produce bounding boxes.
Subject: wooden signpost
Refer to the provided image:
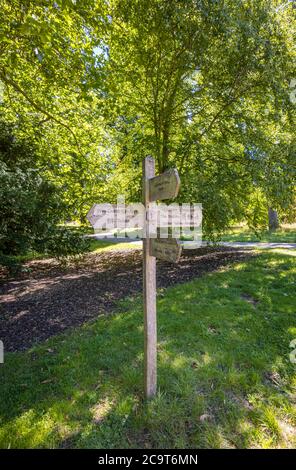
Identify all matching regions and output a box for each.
[87,155,182,400]
[142,156,181,398]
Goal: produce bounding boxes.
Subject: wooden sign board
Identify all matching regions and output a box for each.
[150,238,182,263]
[149,169,180,202]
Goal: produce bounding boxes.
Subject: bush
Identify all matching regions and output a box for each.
[0,162,62,255]
[38,226,90,261]
[0,120,89,264]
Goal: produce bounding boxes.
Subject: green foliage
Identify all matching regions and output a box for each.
[39,226,90,261]
[245,190,269,232]
[0,0,295,240]
[0,162,58,254]
[0,121,89,262]
[0,121,61,254]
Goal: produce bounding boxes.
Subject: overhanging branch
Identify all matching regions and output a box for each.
[0,69,84,157]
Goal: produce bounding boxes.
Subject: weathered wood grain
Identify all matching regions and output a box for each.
[148,168,180,202]
[142,156,157,399]
[150,238,182,263]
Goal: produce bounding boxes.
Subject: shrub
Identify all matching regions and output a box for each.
[0,120,89,265]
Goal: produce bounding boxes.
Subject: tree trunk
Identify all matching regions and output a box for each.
[268,207,279,231]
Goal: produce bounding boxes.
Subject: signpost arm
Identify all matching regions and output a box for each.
[142,156,157,399]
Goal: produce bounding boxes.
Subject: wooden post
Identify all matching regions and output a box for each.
[87,157,181,399]
[142,156,157,399]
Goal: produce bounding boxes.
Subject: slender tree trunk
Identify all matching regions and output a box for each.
[161,123,170,172]
[268,207,279,231]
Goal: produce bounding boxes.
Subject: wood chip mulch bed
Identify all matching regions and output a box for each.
[0,246,255,352]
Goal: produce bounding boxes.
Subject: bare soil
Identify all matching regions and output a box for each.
[0,246,254,352]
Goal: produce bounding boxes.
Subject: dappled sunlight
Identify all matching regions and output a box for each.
[91,398,115,425]
[91,241,141,254]
[0,409,56,449]
[227,261,249,272]
[0,251,295,448]
[271,249,296,257]
[288,326,296,336]
[0,0,295,452]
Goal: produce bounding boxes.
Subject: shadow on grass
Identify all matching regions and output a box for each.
[0,252,295,448]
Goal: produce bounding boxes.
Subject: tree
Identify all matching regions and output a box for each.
[0,0,295,239]
[102,0,295,235]
[0,0,111,220]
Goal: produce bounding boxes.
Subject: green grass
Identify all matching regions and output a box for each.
[220,225,296,243]
[0,251,295,448]
[88,238,141,253]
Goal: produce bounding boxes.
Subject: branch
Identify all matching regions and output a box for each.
[0,69,85,157]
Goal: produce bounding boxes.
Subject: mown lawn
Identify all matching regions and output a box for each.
[220,225,296,243]
[88,238,141,253]
[0,251,295,449]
